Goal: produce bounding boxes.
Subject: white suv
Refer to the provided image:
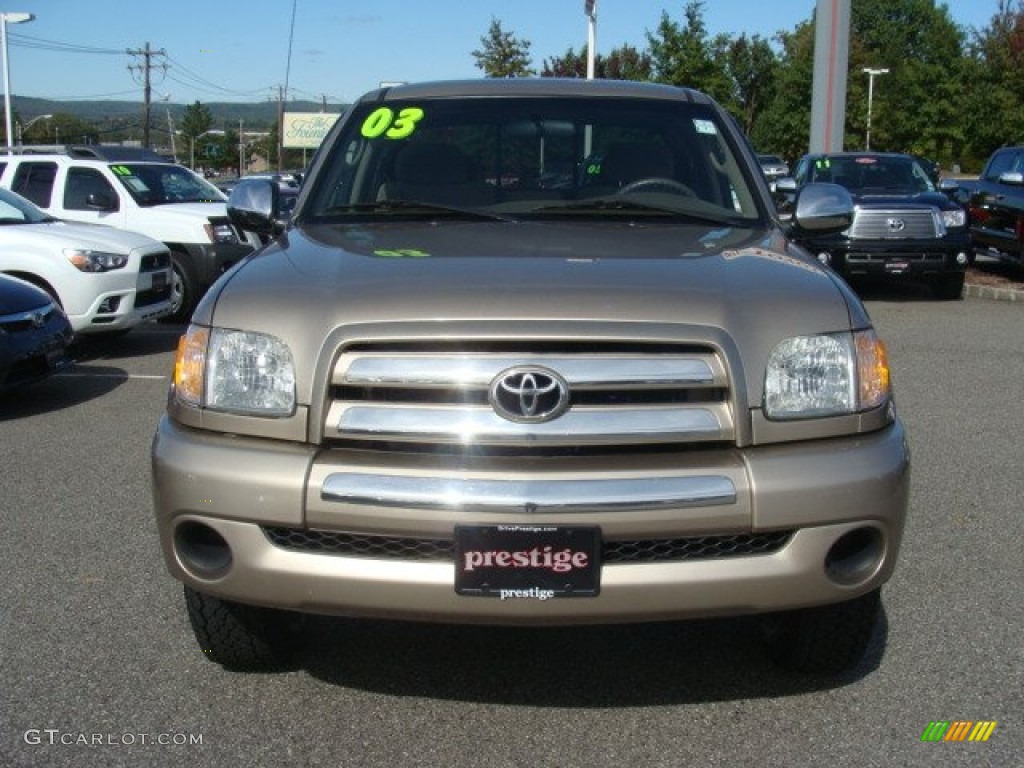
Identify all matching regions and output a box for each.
[0,146,253,322]
[0,186,172,334]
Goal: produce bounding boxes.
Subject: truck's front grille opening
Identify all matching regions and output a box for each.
[262,527,793,563]
[323,342,736,450]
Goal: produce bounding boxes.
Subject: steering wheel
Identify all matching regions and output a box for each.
[618,177,696,197]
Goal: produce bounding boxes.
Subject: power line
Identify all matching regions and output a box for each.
[7,31,122,55]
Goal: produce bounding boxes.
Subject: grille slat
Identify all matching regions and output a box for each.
[263,527,792,564]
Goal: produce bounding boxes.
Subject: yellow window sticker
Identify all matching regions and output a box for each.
[360,107,425,139]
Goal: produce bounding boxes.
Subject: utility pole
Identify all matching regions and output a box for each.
[276,84,285,173]
[127,42,167,149]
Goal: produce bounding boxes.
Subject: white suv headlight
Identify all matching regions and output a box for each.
[174,325,295,416]
[64,248,129,272]
[764,330,890,420]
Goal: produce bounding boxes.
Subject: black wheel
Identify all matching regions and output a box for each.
[618,177,696,197]
[761,588,881,675]
[931,272,965,300]
[183,586,303,671]
[163,254,197,323]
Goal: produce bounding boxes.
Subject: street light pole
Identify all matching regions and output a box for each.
[583,1,597,157]
[1,12,35,152]
[862,67,889,151]
[584,0,597,80]
[17,112,51,146]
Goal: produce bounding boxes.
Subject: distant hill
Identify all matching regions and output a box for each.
[10,96,347,129]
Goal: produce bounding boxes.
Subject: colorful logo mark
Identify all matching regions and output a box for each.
[921,721,997,742]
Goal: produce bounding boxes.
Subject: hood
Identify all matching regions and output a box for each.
[206,220,851,330]
[0,273,53,314]
[850,190,953,209]
[149,201,229,218]
[200,220,859,405]
[18,220,163,253]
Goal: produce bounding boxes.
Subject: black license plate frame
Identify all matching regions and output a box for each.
[454,524,601,599]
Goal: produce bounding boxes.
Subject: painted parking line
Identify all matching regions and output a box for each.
[57,372,168,380]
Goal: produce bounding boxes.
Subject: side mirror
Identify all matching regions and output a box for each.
[86,191,118,211]
[227,180,280,237]
[997,171,1024,187]
[791,182,854,235]
[938,178,959,192]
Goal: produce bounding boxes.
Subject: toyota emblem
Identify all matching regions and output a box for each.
[489,366,570,423]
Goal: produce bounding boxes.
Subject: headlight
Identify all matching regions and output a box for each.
[204,221,239,244]
[64,249,129,272]
[174,325,295,416]
[764,330,890,420]
[941,208,966,228]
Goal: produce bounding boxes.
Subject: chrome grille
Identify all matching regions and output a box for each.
[324,345,733,449]
[848,208,940,239]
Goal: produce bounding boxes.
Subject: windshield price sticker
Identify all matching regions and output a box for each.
[360,106,425,139]
[454,525,601,598]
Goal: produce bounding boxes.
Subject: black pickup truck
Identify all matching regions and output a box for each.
[953,146,1024,267]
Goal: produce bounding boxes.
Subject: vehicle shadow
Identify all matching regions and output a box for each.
[0,363,128,419]
[71,323,184,362]
[848,279,937,302]
[297,608,889,705]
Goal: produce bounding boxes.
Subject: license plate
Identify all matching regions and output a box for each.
[885,258,910,274]
[454,525,601,598]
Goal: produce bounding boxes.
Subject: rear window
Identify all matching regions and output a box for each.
[11,162,58,208]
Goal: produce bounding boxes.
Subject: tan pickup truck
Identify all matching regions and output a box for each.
[152,79,910,675]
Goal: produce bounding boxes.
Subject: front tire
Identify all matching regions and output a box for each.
[761,588,881,675]
[162,254,197,323]
[931,272,965,300]
[184,586,302,671]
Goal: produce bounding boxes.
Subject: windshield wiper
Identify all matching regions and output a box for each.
[325,200,514,222]
[528,198,743,226]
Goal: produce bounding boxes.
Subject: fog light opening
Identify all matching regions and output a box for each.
[175,521,232,578]
[98,295,122,314]
[817,251,832,265]
[824,527,883,586]
[955,252,969,266]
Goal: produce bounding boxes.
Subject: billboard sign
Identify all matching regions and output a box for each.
[282,112,341,149]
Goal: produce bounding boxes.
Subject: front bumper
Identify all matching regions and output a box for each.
[802,233,971,279]
[152,416,910,624]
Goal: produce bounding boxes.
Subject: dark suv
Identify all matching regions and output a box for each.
[782,152,971,299]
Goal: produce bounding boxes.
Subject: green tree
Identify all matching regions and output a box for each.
[749,21,815,162]
[963,0,1024,166]
[646,2,731,102]
[472,18,535,77]
[721,34,778,137]
[19,112,98,146]
[541,44,653,80]
[846,0,967,160]
[180,101,214,168]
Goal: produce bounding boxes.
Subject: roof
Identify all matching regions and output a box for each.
[360,78,712,106]
[3,145,169,162]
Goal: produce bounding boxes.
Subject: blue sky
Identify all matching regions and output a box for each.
[4,0,999,106]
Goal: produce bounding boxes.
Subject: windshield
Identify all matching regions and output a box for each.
[110,163,226,206]
[0,187,55,224]
[807,155,935,194]
[304,96,764,225]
